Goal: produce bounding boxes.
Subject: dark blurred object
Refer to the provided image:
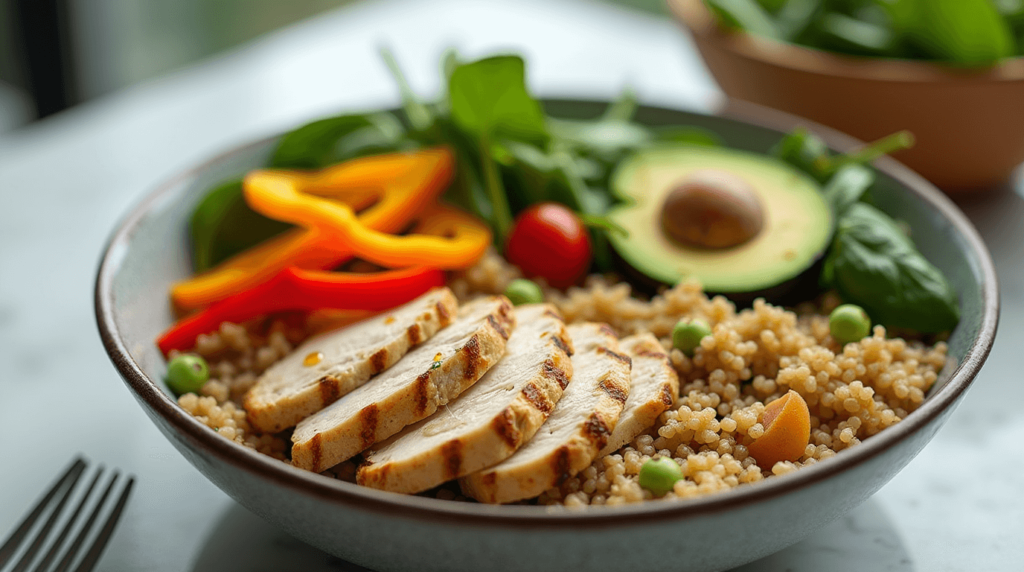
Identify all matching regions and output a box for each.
[670,0,1024,192]
[10,0,77,118]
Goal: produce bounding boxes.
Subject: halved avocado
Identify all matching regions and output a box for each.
[607,145,832,302]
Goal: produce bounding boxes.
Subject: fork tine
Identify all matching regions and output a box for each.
[0,458,86,566]
[69,476,134,572]
[27,467,104,572]
[48,471,119,572]
[9,462,91,572]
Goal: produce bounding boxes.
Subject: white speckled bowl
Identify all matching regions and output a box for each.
[95,100,998,572]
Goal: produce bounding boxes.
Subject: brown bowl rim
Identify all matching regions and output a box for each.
[94,98,999,529]
[668,0,1024,84]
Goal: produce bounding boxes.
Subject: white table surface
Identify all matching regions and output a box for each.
[1,0,1021,570]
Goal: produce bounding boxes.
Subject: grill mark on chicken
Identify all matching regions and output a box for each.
[599,378,628,404]
[317,375,341,407]
[492,407,522,448]
[551,334,572,357]
[463,335,482,380]
[583,412,611,448]
[407,323,423,346]
[660,383,676,406]
[552,446,571,485]
[441,440,464,480]
[358,404,379,449]
[597,346,631,367]
[414,372,431,416]
[487,314,510,341]
[521,383,552,414]
[634,348,668,360]
[310,433,323,472]
[435,300,452,324]
[542,308,562,320]
[598,324,617,338]
[542,359,570,390]
[370,348,389,374]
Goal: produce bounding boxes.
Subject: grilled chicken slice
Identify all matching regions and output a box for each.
[244,288,458,433]
[598,333,679,457]
[460,322,632,504]
[357,304,574,494]
[292,296,515,473]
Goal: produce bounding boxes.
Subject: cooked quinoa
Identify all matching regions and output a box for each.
[176,249,948,506]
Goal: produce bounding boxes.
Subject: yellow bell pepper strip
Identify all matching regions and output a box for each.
[170,147,455,310]
[158,266,445,355]
[243,171,490,269]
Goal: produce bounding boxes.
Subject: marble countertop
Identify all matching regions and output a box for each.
[1,0,1021,570]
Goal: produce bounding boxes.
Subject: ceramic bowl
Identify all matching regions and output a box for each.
[95,99,998,572]
[668,0,1024,192]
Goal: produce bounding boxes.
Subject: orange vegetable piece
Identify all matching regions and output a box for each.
[747,390,811,470]
[171,147,455,310]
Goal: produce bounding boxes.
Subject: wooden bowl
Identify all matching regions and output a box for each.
[668,0,1024,192]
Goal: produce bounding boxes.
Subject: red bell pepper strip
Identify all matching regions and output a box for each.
[157,265,445,355]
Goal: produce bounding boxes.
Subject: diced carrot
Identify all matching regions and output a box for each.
[747,390,811,470]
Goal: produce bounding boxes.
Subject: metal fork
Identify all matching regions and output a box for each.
[0,458,134,572]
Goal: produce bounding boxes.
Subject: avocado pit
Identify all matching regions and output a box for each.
[660,169,764,250]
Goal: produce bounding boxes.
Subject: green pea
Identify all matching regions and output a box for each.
[672,318,712,357]
[166,354,210,395]
[504,278,544,306]
[829,304,871,346]
[638,457,684,495]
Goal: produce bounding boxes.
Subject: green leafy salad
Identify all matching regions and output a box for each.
[189,49,960,336]
[705,0,1024,65]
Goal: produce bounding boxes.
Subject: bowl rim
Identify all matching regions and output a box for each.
[94,97,999,528]
[668,0,1024,84]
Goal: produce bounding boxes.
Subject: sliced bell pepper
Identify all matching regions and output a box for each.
[243,172,490,269]
[158,266,445,355]
[171,147,455,310]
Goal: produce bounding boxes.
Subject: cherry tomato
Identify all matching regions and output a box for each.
[505,203,591,288]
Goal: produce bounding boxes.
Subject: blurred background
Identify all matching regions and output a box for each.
[0,0,665,134]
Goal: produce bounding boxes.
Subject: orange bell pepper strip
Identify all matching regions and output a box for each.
[170,147,455,310]
[158,266,445,355]
[243,171,490,269]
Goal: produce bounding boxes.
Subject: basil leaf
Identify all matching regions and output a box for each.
[823,203,960,332]
[823,164,874,217]
[189,179,292,273]
[448,56,547,143]
[271,112,406,169]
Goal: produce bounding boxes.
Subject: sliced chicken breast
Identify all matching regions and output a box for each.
[357,304,574,494]
[460,322,631,504]
[244,288,458,434]
[292,296,515,473]
[598,333,679,457]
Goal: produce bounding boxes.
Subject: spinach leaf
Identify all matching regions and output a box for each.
[907,0,1015,64]
[448,55,548,143]
[823,203,959,332]
[270,112,407,169]
[189,179,292,273]
[822,163,874,217]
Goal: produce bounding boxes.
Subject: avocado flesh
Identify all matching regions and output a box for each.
[607,146,832,295]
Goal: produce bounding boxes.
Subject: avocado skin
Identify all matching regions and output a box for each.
[612,248,827,308]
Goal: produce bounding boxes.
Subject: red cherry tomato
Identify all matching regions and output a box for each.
[505,203,592,288]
